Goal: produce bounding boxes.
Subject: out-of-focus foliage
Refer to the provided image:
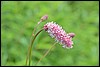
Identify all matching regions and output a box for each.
[1,1,99,66]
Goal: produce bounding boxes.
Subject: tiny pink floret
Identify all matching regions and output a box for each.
[43,21,75,49]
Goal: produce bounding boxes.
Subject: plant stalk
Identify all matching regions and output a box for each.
[35,42,57,66]
[28,29,43,66]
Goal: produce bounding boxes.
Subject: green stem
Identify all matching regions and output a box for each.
[28,29,44,66]
[35,42,57,66]
[26,22,41,65]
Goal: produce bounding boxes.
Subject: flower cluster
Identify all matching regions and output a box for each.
[43,21,75,49]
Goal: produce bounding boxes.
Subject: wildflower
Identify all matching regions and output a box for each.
[43,21,75,49]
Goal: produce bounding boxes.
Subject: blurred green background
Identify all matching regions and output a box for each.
[1,1,99,66]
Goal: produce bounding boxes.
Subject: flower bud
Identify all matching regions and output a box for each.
[40,14,48,21]
[38,15,48,24]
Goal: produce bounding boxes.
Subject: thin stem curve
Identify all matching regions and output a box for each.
[28,29,44,66]
[35,42,57,66]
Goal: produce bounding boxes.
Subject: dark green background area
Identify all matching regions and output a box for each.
[1,1,99,66]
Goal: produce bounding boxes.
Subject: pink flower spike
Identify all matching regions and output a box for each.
[43,21,75,49]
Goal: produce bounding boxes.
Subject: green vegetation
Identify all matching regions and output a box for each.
[1,1,99,66]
